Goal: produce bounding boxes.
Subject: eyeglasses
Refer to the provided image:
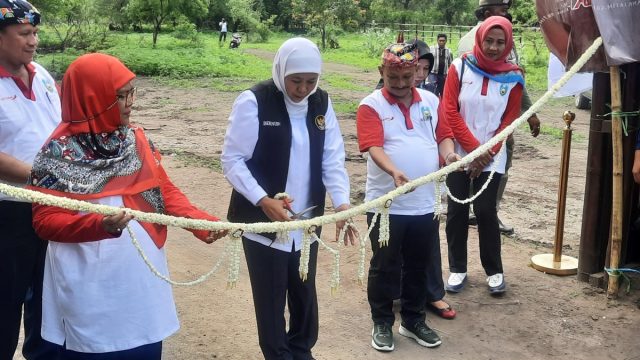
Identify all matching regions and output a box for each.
[117,87,137,107]
[68,87,137,123]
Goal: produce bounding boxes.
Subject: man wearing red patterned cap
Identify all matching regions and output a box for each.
[356,43,459,352]
[0,0,61,358]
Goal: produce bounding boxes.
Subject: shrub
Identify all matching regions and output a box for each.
[362,28,391,58]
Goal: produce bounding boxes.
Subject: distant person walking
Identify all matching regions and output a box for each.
[430,34,453,97]
[219,18,228,43]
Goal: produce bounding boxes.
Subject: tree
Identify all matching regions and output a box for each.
[126,0,208,47]
[292,0,361,50]
[511,0,538,26]
[32,0,109,52]
[227,0,271,41]
[432,0,474,25]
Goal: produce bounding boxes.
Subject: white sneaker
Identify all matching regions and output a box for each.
[487,273,506,294]
[445,272,467,293]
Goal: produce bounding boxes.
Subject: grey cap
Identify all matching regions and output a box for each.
[479,0,511,6]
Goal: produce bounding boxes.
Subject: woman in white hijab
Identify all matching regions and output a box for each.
[222,38,356,360]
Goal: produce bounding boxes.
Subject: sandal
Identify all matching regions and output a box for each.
[428,302,456,320]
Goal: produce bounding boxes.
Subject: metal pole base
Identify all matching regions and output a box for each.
[530,253,578,276]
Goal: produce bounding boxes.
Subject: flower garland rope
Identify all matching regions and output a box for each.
[226,229,243,288]
[0,36,603,286]
[127,224,227,286]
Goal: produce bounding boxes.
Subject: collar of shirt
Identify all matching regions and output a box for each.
[381,87,422,130]
[0,63,37,101]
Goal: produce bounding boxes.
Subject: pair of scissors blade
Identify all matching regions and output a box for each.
[290,205,317,220]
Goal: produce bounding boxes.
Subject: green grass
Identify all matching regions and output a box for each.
[322,73,371,92]
[163,149,222,172]
[331,100,360,114]
[35,28,549,92]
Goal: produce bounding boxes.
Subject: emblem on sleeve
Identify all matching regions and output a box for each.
[500,84,508,96]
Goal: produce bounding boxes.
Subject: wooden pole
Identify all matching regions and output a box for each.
[607,66,624,298]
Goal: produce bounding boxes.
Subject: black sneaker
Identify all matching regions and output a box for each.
[371,324,394,352]
[399,322,442,348]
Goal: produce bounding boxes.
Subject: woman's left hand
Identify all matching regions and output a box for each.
[334,204,358,246]
[204,229,228,244]
[102,211,134,236]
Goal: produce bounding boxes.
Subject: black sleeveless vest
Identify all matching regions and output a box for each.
[227,79,328,240]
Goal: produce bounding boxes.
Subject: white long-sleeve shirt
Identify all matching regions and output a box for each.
[221,90,350,252]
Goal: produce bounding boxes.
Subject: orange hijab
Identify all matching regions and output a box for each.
[29,53,169,247]
[472,16,521,75]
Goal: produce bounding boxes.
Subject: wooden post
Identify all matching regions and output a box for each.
[607,66,624,298]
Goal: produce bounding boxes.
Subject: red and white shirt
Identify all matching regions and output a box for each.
[442,58,523,174]
[357,87,449,215]
[0,62,61,201]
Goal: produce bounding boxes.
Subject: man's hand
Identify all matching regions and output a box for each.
[527,114,541,137]
[390,170,410,188]
[258,197,292,222]
[334,203,358,246]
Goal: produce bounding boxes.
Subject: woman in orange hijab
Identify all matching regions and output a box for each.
[29,53,225,359]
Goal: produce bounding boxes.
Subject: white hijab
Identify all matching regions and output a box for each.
[272,37,322,118]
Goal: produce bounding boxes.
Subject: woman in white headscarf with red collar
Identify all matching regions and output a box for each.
[222,37,356,360]
[28,53,226,359]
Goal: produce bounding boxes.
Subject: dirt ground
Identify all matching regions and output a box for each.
[16,52,640,360]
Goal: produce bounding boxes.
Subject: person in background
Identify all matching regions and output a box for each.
[0,1,62,358]
[357,42,460,352]
[443,16,524,295]
[430,34,453,97]
[219,18,228,43]
[29,53,226,359]
[222,37,356,360]
[412,39,437,94]
[457,0,541,234]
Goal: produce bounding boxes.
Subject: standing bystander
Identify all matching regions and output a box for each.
[219,18,228,44]
[430,34,453,97]
[0,1,61,359]
[457,0,541,234]
[357,42,460,352]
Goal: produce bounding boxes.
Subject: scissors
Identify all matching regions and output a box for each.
[289,205,317,220]
[282,199,317,220]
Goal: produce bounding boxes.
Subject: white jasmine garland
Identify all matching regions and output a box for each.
[315,234,340,295]
[299,226,314,281]
[127,224,226,286]
[226,230,243,288]
[445,140,505,205]
[273,192,291,243]
[0,37,603,289]
[434,177,444,220]
[378,200,392,247]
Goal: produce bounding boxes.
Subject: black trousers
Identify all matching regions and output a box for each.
[0,201,58,360]
[55,342,161,360]
[243,238,319,360]
[435,74,447,97]
[446,171,503,275]
[219,31,227,42]
[367,213,439,327]
[496,135,515,211]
